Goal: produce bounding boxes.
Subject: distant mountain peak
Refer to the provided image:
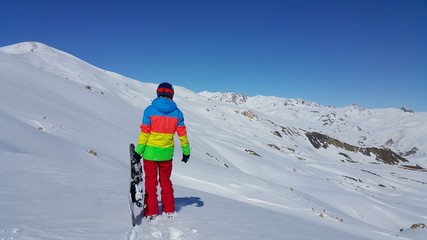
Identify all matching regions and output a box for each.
[200,91,324,110]
[400,106,414,113]
[0,41,79,63]
[200,91,248,105]
[0,41,44,54]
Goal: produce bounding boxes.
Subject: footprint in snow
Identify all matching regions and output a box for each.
[151,229,163,238]
[168,227,183,240]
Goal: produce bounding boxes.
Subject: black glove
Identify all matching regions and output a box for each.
[132,151,142,162]
[181,154,190,163]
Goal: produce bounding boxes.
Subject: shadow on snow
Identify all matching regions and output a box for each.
[175,196,204,212]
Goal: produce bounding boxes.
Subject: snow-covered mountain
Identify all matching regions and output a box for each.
[1,42,426,240]
[200,91,427,159]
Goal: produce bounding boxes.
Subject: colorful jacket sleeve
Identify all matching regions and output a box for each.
[177,109,190,155]
[135,107,151,155]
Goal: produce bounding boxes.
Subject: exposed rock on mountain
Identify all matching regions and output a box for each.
[305,131,409,165]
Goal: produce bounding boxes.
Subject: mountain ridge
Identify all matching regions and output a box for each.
[200,90,427,160]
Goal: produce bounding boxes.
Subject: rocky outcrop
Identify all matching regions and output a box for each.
[305,131,409,165]
[205,92,248,105]
[400,106,414,113]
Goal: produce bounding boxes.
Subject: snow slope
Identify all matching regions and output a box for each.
[1,42,426,240]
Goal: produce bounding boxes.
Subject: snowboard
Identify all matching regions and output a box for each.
[129,143,144,227]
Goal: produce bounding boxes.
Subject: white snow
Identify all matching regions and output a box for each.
[1,41,426,240]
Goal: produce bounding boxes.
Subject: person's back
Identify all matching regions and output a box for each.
[133,82,190,220]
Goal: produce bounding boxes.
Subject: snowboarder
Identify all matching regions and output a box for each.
[133,82,190,220]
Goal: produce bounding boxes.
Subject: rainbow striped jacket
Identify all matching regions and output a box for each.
[135,97,190,161]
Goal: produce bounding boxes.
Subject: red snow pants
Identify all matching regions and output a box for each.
[143,159,174,216]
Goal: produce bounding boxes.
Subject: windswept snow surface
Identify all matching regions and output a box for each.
[1,42,426,240]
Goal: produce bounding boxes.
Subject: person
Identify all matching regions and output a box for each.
[133,82,190,220]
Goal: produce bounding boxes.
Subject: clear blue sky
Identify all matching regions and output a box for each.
[1,0,426,111]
